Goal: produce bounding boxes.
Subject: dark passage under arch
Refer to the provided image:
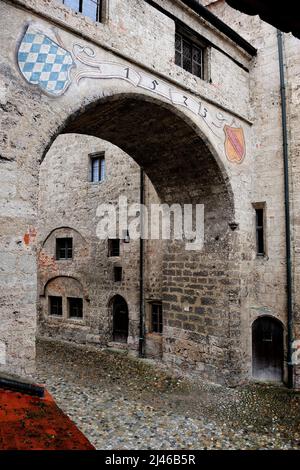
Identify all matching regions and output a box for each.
[40,93,237,381]
[252,316,284,382]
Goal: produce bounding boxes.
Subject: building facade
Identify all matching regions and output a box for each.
[0,0,300,387]
[38,133,164,358]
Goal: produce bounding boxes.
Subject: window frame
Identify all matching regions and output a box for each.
[56,237,73,260]
[89,152,106,183]
[175,24,208,80]
[150,302,163,334]
[67,297,83,319]
[60,0,103,23]
[49,295,63,316]
[113,266,123,282]
[108,239,120,257]
[253,203,266,257]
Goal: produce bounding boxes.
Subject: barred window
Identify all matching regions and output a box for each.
[151,302,163,334]
[175,30,205,79]
[56,238,73,260]
[68,297,83,318]
[61,0,102,22]
[49,296,63,316]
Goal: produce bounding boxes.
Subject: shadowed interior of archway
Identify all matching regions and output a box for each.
[62,95,234,239]
[38,94,240,384]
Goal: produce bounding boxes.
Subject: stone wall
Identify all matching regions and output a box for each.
[205,0,300,385]
[38,134,163,353]
[0,0,299,386]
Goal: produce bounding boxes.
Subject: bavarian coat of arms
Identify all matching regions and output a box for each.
[17,25,74,96]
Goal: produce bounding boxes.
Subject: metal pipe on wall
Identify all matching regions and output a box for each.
[277,29,294,388]
[139,168,145,357]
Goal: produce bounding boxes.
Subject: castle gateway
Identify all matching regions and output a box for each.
[0,0,300,388]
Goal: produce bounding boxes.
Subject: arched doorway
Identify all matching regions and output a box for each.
[252,316,284,382]
[111,295,129,343]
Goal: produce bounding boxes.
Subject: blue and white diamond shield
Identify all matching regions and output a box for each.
[17,25,74,96]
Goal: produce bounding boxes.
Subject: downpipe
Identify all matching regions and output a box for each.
[139,168,145,357]
[277,30,294,388]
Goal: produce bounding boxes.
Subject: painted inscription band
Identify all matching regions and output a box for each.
[17,25,246,163]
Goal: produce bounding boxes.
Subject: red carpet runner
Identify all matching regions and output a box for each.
[0,388,94,450]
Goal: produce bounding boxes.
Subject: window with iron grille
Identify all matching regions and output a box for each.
[175,28,206,79]
[90,154,106,183]
[114,266,122,282]
[68,297,83,318]
[56,238,73,260]
[151,302,163,334]
[60,0,102,22]
[49,296,63,316]
[108,239,120,257]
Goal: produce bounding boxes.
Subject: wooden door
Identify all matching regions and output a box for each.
[252,316,283,382]
[112,296,129,343]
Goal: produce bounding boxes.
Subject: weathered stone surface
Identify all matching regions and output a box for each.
[0,0,299,387]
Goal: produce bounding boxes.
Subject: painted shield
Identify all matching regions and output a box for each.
[224,124,246,163]
[17,25,74,96]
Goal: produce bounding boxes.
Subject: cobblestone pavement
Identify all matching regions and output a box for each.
[34,339,300,450]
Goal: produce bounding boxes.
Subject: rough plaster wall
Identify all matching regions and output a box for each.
[284,35,300,387]
[9,0,176,73]
[206,0,300,383]
[148,0,251,119]
[10,0,251,120]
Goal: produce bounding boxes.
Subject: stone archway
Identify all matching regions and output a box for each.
[1,41,241,383]
[35,93,238,384]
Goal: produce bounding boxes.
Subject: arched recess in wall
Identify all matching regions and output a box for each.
[43,276,85,319]
[252,315,284,382]
[41,226,87,248]
[42,275,85,297]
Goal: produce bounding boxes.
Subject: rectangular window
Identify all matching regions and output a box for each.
[49,296,63,316]
[175,27,206,79]
[61,0,102,22]
[56,238,73,260]
[90,154,106,183]
[255,208,265,256]
[151,302,163,334]
[114,266,122,282]
[108,239,120,257]
[68,297,83,318]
